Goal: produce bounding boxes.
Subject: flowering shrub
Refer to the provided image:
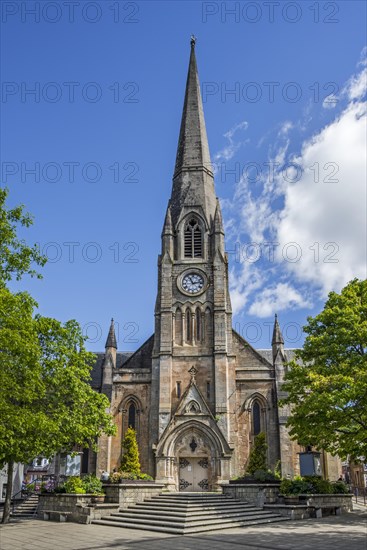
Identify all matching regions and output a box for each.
[108,471,153,483]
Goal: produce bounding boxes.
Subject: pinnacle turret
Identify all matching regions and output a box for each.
[272,314,284,345]
[105,318,117,349]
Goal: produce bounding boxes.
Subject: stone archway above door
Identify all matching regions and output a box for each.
[155,419,232,491]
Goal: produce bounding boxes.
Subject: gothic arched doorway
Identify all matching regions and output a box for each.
[155,419,232,491]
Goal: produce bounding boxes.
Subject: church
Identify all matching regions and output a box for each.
[90,39,340,491]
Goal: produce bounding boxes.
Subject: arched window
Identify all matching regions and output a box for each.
[252,401,261,436]
[128,402,136,430]
[196,308,201,342]
[205,307,212,345]
[175,308,182,345]
[186,309,191,343]
[184,218,202,258]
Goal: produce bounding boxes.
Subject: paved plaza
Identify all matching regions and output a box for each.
[1,506,366,550]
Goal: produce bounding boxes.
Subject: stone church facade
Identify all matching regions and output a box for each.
[90,40,340,491]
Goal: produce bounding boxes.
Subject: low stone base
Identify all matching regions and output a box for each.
[264,504,312,520]
[221,483,280,507]
[103,482,166,508]
[38,494,120,524]
[264,494,353,520]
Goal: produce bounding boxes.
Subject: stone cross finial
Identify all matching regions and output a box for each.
[188,366,198,380]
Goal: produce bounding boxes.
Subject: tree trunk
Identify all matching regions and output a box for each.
[2,459,14,524]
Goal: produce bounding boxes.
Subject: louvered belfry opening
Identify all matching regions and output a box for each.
[184,218,202,258]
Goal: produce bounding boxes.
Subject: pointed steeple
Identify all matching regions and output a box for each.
[170,38,217,228]
[272,314,284,345]
[174,38,212,178]
[105,318,117,349]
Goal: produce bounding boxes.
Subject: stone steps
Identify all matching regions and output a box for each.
[93,492,288,534]
[130,504,259,517]
[11,494,39,519]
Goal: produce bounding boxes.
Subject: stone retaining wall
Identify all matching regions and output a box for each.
[264,494,353,520]
[221,483,280,507]
[103,482,166,508]
[37,494,119,524]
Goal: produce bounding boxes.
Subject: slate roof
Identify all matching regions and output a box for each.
[257,349,299,364]
[89,351,133,390]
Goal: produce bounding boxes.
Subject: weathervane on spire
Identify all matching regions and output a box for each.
[190,35,197,47]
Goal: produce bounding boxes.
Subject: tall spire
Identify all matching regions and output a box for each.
[173,37,212,178]
[105,318,117,349]
[170,38,216,228]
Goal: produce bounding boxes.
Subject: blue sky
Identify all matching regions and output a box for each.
[1,0,366,351]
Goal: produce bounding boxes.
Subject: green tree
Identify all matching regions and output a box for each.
[281,278,367,460]
[0,287,116,522]
[0,191,116,522]
[0,188,46,286]
[246,432,268,474]
[120,427,141,474]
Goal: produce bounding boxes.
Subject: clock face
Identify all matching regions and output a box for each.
[182,273,205,294]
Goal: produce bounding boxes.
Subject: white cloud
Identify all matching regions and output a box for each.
[248,283,312,318]
[278,121,293,136]
[229,263,265,316]
[322,50,367,109]
[345,67,367,101]
[276,99,367,296]
[213,121,248,163]
[228,50,367,315]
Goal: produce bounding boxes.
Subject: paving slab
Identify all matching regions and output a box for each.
[0,509,366,550]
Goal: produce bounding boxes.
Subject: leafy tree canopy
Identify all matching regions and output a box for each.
[281,279,367,460]
[0,188,46,286]
[0,190,115,522]
[0,287,116,468]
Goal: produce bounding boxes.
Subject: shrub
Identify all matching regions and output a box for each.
[109,471,135,483]
[63,476,85,494]
[253,469,278,482]
[120,427,141,474]
[136,473,153,481]
[332,481,349,494]
[246,432,268,475]
[279,476,310,495]
[279,475,348,495]
[109,471,153,483]
[82,474,104,495]
[273,460,282,480]
[303,476,333,494]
